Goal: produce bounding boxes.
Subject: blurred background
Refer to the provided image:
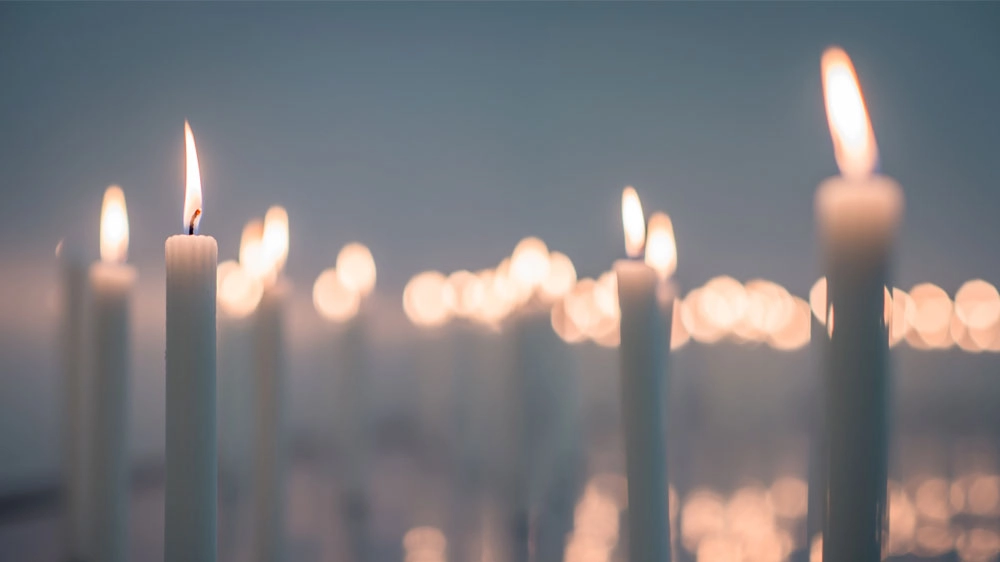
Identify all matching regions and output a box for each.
[1,3,999,562]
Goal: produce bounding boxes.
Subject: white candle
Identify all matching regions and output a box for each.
[165,121,218,562]
[815,48,903,562]
[614,186,671,562]
[58,238,90,562]
[89,186,135,562]
[250,206,290,562]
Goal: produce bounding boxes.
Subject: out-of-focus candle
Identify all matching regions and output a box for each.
[165,121,218,562]
[250,206,290,562]
[816,48,903,562]
[89,186,135,562]
[614,186,671,562]
[58,236,90,562]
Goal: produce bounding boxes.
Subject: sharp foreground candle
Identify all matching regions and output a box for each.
[165,121,218,562]
[816,48,904,562]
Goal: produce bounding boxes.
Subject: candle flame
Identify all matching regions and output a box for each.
[621,186,645,258]
[183,120,203,234]
[313,268,361,323]
[100,185,129,264]
[262,206,289,275]
[821,47,879,180]
[336,242,377,297]
[644,211,677,280]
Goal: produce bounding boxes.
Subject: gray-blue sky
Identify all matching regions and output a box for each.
[2,2,999,293]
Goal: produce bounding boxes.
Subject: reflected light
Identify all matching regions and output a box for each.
[100,185,128,264]
[644,211,677,280]
[821,47,878,180]
[403,526,447,562]
[217,260,263,318]
[956,528,1000,562]
[621,186,645,258]
[966,474,999,515]
[955,280,1000,330]
[910,283,953,348]
[888,485,916,556]
[541,251,577,301]
[696,534,742,562]
[403,271,451,328]
[681,489,726,551]
[313,268,360,323]
[914,478,952,522]
[914,525,956,558]
[183,120,203,234]
[510,237,551,292]
[809,277,827,325]
[336,242,377,297]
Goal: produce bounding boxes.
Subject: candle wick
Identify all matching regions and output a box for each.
[188,209,201,235]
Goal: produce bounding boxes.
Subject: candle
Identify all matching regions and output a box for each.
[88,186,136,562]
[58,237,90,562]
[216,260,262,559]
[816,48,903,562]
[165,121,218,562]
[614,186,671,562]
[250,207,290,562]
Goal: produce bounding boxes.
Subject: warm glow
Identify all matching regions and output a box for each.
[402,526,447,562]
[821,47,878,180]
[890,288,916,346]
[443,270,483,318]
[809,277,827,325]
[217,260,263,318]
[769,297,812,351]
[510,237,551,292]
[540,251,577,301]
[336,242,377,297]
[100,185,129,264]
[738,279,795,342]
[698,276,747,332]
[551,298,586,344]
[183,120,203,234]
[262,206,289,276]
[239,219,268,279]
[644,211,677,280]
[313,268,361,323]
[403,271,451,328]
[770,476,808,520]
[955,280,1000,330]
[910,283,953,347]
[681,489,726,551]
[621,186,645,258]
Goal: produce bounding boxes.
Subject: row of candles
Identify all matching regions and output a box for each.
[56,46,985,562]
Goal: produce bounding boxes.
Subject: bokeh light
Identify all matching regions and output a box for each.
[313,267,360,323]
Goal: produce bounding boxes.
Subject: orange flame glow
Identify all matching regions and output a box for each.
[100,185,128,263]
[644,211,677,280]
[183,120,203,234]
[621,186,645,258]
[822,47,878,181]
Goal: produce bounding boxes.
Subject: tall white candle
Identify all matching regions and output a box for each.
[89,186,135,562]
[816,48,903,562]
[249,206,291,562]
[614,187,671,562]
[59,238,90,562]
[165,121,218,562]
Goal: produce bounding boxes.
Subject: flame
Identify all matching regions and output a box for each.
[510,237,551,292]
[100,185,128,263]
[313,268,360,323]
[262,206,289,275]
[403,271,451,328]
[644,211,677,280]
[621,186,645,258]
[217,260,263,318]
[336,242,376,297]
[183,120,203,234]
[821,47,878,180]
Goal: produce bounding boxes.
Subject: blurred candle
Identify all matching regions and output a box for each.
[58,236,89,562]
[165,121,218,562]
[614,186,671,562]
[89,186,135,562]
[816,48,903,562]
[250,207,290,562]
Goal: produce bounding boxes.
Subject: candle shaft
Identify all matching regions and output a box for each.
[252,285,287,562]
[165,235,218,562]
[615,260,671,562]
[60,253,91,561]
[89,264,134,562]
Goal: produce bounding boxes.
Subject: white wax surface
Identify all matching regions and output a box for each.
[815,175,903,258]
[60,254,90,561]
[164,235,218,562]
[615,259,672,562]
[252,283,287,562]
[89,263,134,562]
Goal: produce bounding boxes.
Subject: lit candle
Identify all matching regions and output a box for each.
[614,186,671,562]
[250,206,290,562]
[89,186,135,562]
[165,121,218,562]
[57,236,89,562]
[816,48,903,562]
